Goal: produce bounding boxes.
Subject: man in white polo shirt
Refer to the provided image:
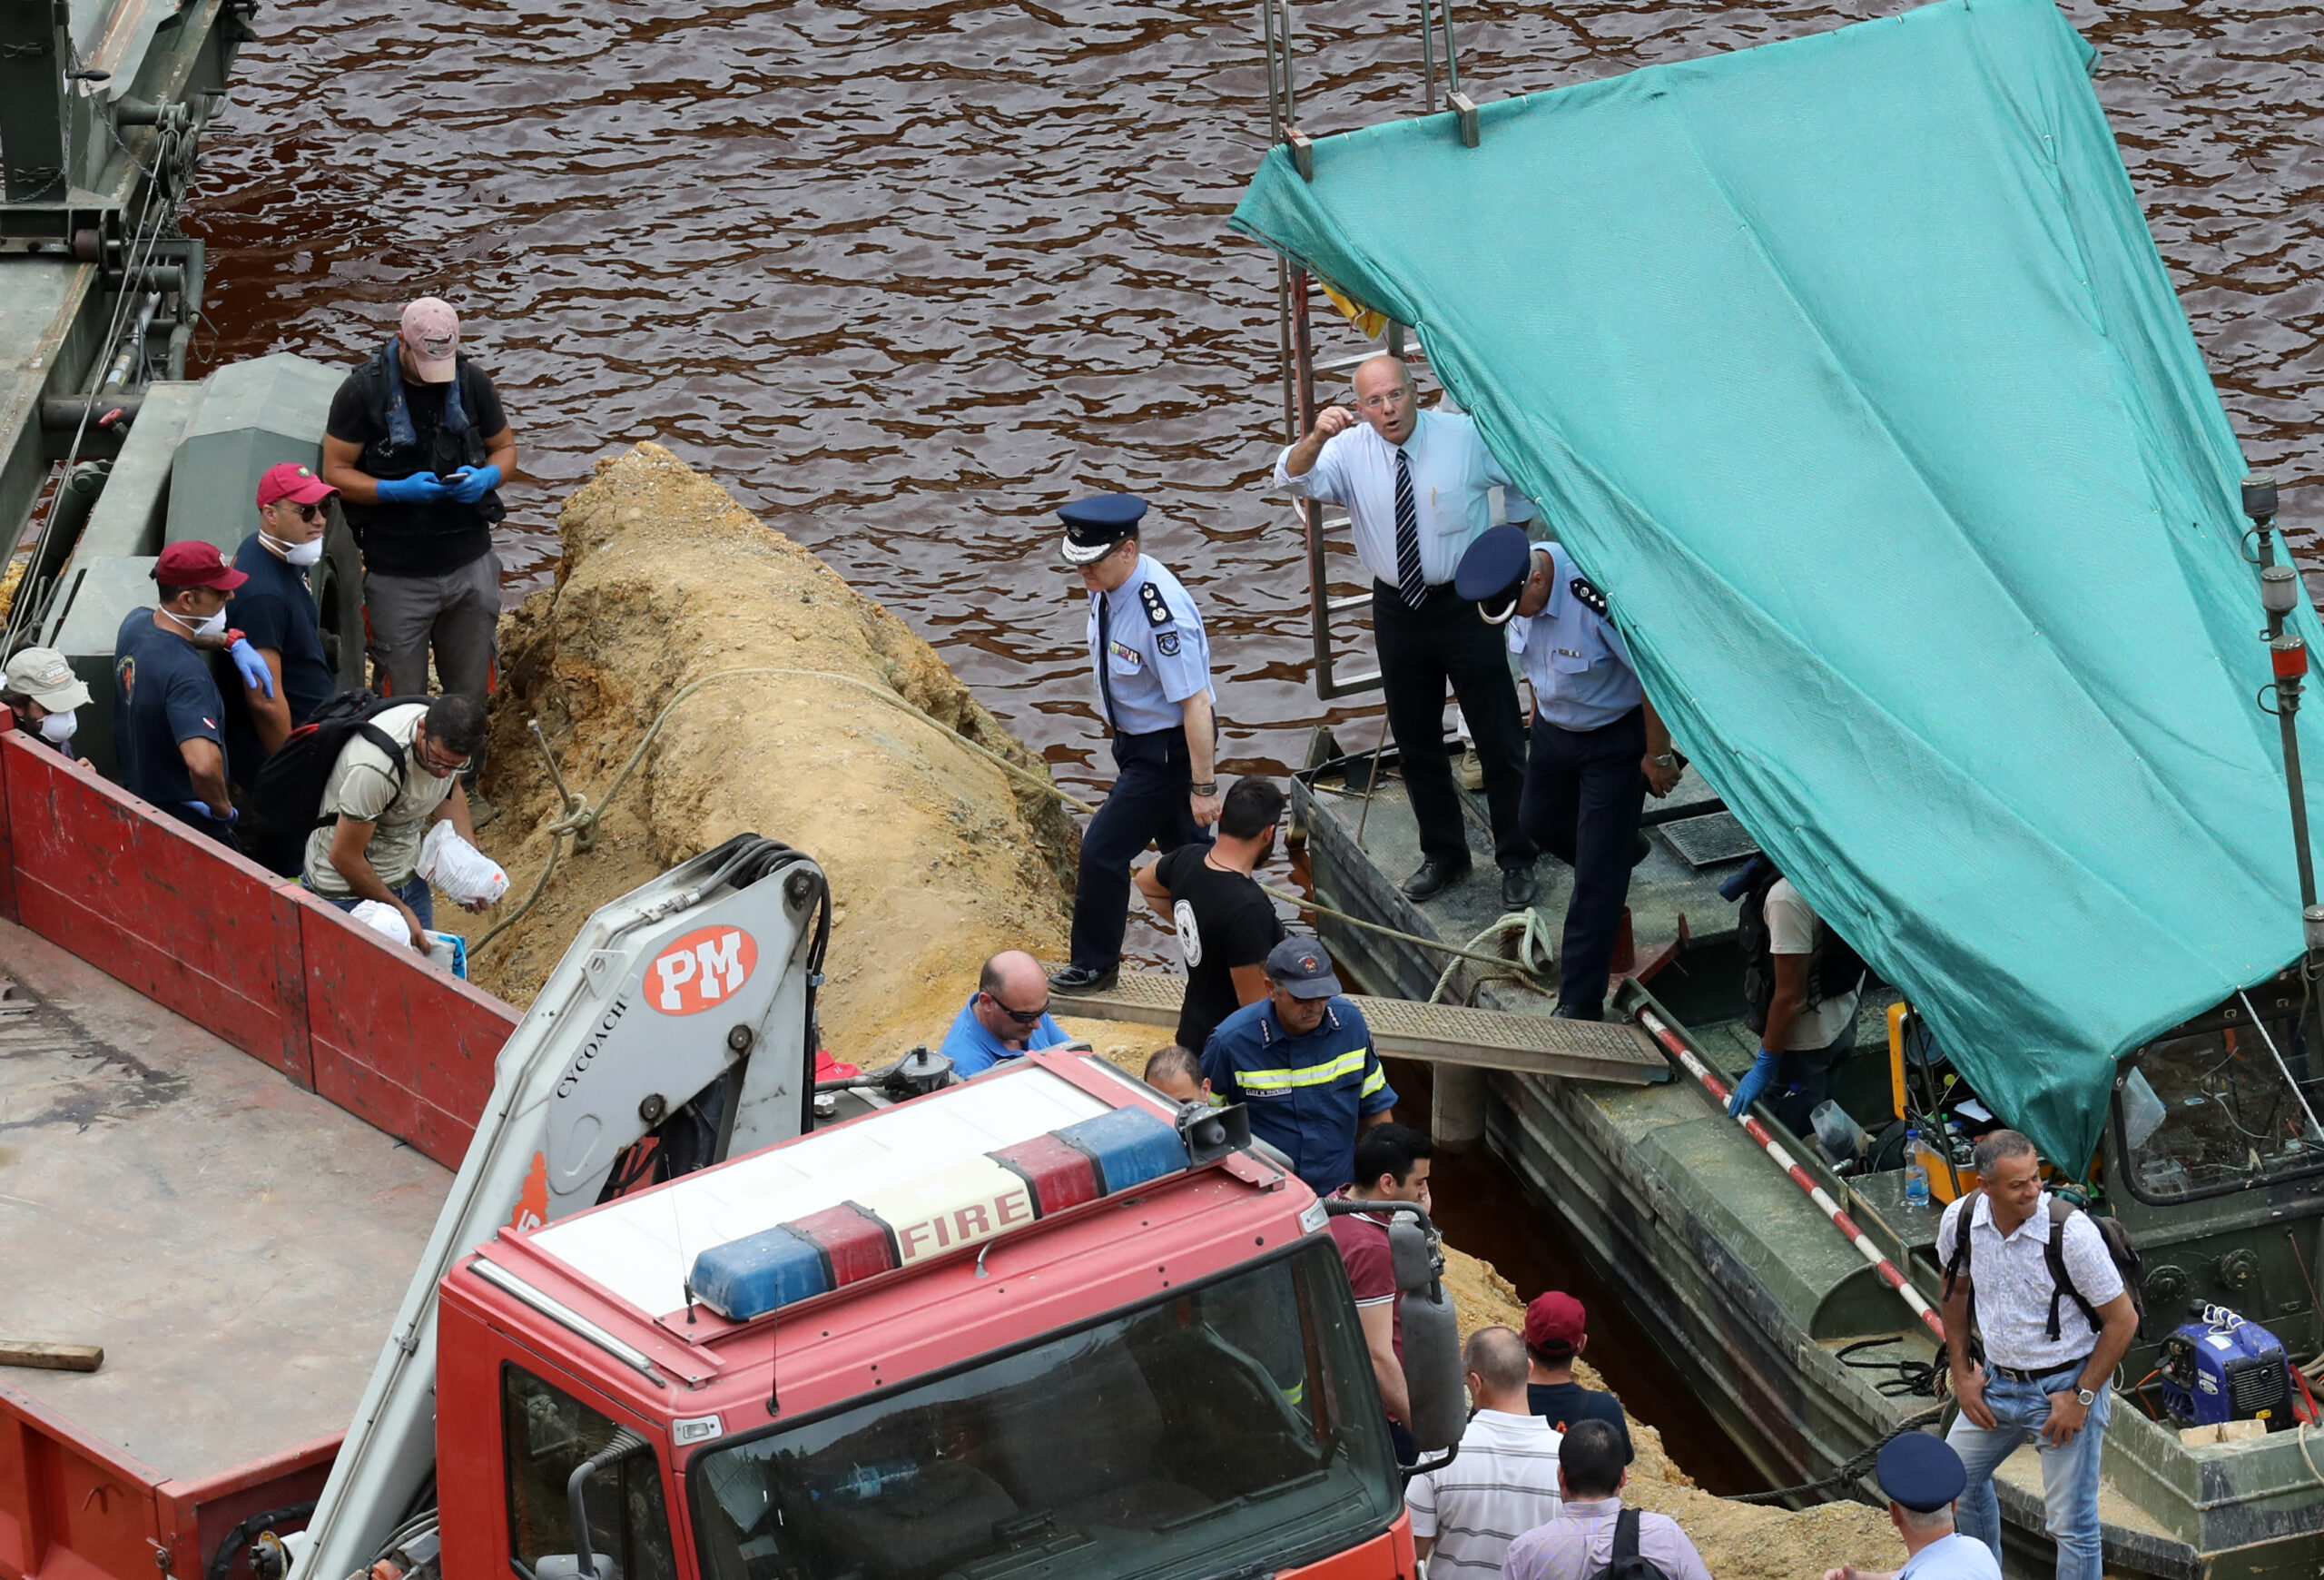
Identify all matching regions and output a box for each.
[1405,1326,1561,1580]
[1937,1131,2137,1580]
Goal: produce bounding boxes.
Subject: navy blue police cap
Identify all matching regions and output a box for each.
[1453,524,1541,625]
[1059,494,1148,566]
[1875,1431,1966,1513]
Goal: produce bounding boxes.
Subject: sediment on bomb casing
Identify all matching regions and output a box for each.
[469,441,1078,1062]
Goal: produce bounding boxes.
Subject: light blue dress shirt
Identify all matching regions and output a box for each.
[1273,408,1537,588]
[1088,554,1213,736]
[940,991,1070,1076]
[1508,543,1645,731]
[1898,1533,2001,1580]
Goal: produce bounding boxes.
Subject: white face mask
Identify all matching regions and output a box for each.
[36,711,74,743]
[162,606,228,639]
[262,531,324,567]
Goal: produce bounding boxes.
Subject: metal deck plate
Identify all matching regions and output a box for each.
[1661,809,1759,868]
[1049,969,1669,1085]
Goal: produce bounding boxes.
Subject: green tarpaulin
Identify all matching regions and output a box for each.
[1232,0,2324,1169]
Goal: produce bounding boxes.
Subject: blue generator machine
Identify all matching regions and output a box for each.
[2160,1305,2292,1428]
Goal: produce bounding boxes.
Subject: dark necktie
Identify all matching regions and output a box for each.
[1095,590,1119,730]
[1394,448,1426,609]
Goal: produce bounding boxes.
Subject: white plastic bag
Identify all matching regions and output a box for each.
[348,899,412,943]
[417,821,509,905]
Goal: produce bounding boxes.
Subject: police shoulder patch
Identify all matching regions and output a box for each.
[1157,630,1181,657]
[1569,576,1609,617]
[1138,581,1174,628]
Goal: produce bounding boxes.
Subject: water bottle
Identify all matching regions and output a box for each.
[810,1458,921,1505]
[1903,1129,1931,1208]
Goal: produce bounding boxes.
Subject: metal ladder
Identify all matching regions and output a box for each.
[1259,0,1474,702]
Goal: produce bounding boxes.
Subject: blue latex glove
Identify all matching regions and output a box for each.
[445,462,502,505]
[180,800,236,825]
[375,472,453,505]
[1726,1048,1780,1117]
[226,637,275,698]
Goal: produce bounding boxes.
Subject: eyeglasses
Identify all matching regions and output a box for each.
[985,993,1050,1026]
[417,740,472,777]
[1356,388,1414,411]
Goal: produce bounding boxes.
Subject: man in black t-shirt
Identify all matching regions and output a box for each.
[223,463,344,787]
[1522,1289,1633,1463]
[320,297,516,710]
[1134,777,1287,1054]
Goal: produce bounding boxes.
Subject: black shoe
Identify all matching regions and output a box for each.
[1501,862,1542,910]
[1631,833,1653,867]
[1552,1001,1604,1022]
[1403,858,1472,901]
[1049,963,1118,994]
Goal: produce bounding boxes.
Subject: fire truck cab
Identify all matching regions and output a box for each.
[428,1051,1422,1580]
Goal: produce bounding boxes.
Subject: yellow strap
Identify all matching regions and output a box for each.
[1236,1047,1373,1092]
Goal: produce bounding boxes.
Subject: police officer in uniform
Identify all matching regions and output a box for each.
[1049,495,1220,995]
[1821,1435,1998,1580]
[1455,526,1679,1020]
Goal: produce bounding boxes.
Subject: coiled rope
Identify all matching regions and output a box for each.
[473,666,1551,984]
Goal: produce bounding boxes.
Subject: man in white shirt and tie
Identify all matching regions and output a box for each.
[1273,355,1539,908]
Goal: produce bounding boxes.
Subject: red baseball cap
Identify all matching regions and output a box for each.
[257,461,336,509]
[153,539,248,591]
[1523,1290,1588,1352]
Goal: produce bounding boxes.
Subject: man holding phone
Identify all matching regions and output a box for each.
[321,297,517,717]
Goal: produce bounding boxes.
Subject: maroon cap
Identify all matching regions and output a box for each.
[153,540,248,591]
[1523,1290,1588,1353]
[257,461,336,509]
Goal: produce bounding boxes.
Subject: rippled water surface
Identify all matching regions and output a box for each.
[184,0,2324,800]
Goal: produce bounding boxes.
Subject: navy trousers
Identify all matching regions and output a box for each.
[1521,706,1647,1017]
[1373,582,1532,870]
[1068,725,1207,972]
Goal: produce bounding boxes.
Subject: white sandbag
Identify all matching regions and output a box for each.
[416,821,509,905]
[348,899,412,943]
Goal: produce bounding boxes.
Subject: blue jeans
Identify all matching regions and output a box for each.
[319,874,434,932]
[1947,1365,2110,1580]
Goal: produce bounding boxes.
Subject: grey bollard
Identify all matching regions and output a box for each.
[1433,1064,1487,1150]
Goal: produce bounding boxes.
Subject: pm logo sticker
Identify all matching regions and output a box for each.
[649,926,757,1014]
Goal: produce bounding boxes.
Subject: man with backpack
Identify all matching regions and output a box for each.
[1501,1418,1711,1580]
[1725,856,1870,1131]
[293,692,493,951]
[1937,1131,2138,1580]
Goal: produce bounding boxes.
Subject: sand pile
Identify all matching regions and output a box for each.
[1444,1248,1906,1580]
[470,442,1078,1061]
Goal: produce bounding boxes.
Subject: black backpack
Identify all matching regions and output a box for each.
[1737,861,1868,1036]
[243,691,411,879]
[1586,1508,1671,1580]
[1942,1191,2146,1343]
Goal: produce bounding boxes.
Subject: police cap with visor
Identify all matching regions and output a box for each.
[1875,1432,1967,1512]
[1454,523,1540,627]
[1059,494,1147,566]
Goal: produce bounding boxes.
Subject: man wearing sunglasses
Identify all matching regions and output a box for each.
[940,949,1072,1076]
[302,692,493,953]
[224,463,343,785]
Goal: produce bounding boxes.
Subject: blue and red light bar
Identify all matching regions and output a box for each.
[690,1103,1189,1322]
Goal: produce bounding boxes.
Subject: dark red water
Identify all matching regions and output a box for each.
[178,0,2319,1486]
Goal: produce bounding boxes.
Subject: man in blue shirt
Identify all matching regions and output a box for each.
[1048,495,1219,995]
[1201,937,1396,1195]
[1821,1434,1999,1580]
[1456,526,1679,1022]
[940,950,1071,1076]
[225,462,344,786]
[114,542,251,848]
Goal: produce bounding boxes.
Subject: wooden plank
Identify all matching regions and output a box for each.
[1049,967,1669,1085]
[0,1342,102,1374]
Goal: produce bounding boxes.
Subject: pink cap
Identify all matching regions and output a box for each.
[399,298,460,383]
[257,461,336,509]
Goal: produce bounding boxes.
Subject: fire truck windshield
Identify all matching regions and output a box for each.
[689,1239,1402,1580]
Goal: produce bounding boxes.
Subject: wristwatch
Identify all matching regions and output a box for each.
[1649,753,1678,768]
[2074,1387,2096,1407]
[1190,781,1218,795]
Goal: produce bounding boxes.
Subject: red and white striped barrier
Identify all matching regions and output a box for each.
[1635,1004,1947,1343]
